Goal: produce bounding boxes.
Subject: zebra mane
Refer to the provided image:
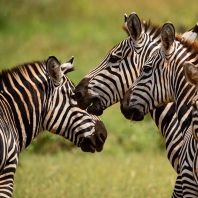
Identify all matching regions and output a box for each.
[0,60,46,90]
[0,59,76,90]
[176,34,198,57]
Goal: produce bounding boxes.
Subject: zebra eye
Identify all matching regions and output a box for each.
[143,66,152,73]
[109,55,120,63]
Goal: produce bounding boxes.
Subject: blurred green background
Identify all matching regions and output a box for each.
[1,0,198,197]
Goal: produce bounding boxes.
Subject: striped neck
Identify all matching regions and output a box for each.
[0,61,49,151]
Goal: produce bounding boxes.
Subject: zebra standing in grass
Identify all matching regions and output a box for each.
[0,55,107,198]
[75,12,197,175]
[120,22,198,197]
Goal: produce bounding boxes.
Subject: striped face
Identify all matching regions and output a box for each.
[120,22,196,121]
[121,47,172,120]
[75,13,162,116]
[184,62,198,141]
[42,56,107,153]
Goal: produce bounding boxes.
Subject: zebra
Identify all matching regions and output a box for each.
[75,12,197,172]
[184,62,198,142]
[0,55,107,197]
[120,21,198,197]
[184,62,198,188]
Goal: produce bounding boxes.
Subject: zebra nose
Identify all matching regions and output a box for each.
[94,120,107,152]
[120,89,133,119]
[120,101,132,120]
[80,121,107,153]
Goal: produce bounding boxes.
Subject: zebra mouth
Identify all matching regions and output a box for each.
[87,97,104,116]
[121,105,144,121]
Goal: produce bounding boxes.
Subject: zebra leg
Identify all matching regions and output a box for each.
[0,141,18,197]
[171,173,183,198]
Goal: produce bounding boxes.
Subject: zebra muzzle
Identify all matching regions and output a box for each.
[80,120,107,153]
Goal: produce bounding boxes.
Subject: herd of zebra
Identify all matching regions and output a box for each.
[1,11,198,198]
[75,13,198,197]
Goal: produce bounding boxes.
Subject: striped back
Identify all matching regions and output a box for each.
[0,56,107,152]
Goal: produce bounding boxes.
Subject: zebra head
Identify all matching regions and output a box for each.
[43,56,107,153]
[120,22,196,121]
[75,12,162,115]
[184,62,198,141]
[75,12,197,116]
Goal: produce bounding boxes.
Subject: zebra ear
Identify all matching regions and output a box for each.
[183,62,198,86]
[46,56,63,84]
[61,56,75,75]
[125,12,142,40]
[161,22,175,52]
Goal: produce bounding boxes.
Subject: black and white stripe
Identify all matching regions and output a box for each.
[121,22,198,197]
[75,13,198,197]
[0,55,107,197]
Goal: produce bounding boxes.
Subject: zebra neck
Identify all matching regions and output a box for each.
[0,62,49,151]
[171,67,194,127]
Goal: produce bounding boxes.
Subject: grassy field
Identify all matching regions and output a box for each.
[1,0,198,197]
[13,150,176,198]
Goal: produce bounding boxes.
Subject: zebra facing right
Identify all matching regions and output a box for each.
[0,55,107,197]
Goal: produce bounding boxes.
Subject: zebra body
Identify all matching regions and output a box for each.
[120,22,198,197]
[0,56,107,197]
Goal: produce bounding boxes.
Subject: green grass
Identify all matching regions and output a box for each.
[13,149,176,198]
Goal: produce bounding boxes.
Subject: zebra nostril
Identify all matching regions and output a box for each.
[75,91,82,99]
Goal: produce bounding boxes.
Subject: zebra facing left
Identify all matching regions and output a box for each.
[0,55,107,197]
[184,62,198,142]
[120,22,198,197]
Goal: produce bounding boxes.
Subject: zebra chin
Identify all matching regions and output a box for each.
[79,120,107,153]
